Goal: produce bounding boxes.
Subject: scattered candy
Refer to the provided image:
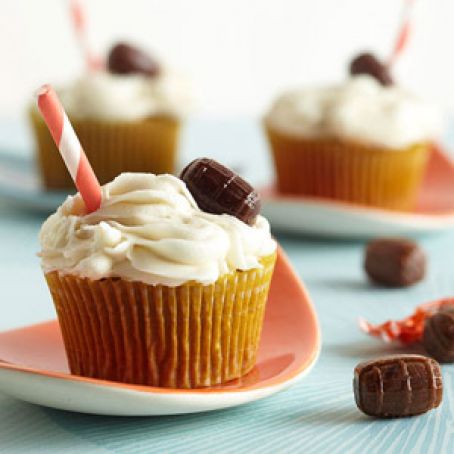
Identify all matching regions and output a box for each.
[108,42,160,77]
[359,298,454,344]
[180,158,261,225]
[364,238,426,287]
[354,355,443,418]
[423,308,454,363]
[350,52,393,86]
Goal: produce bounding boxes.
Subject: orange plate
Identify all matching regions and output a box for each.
[0,247,320,415]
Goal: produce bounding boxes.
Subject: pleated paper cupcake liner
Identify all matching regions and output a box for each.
[45,253,276,389]
[265,124,431,211]
[29,108,180,189]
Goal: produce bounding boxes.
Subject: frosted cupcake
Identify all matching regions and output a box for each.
[30,43,189,189]
[39,159,277,388]
[264,53,441,210]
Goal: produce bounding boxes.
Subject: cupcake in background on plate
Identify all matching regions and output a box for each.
[39,159,277,388]
[30,42,189,189]
[264,53,442,211]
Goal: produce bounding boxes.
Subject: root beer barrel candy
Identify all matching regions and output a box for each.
[364,238,426,287]
[354,355,443,418]
[350,52,393,86]
[423,308,454,362]
[108,42,160,77]
[180,158,261,225]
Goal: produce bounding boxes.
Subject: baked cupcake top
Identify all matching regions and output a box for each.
[265,75,441,149]
[58,43,190,121]
[39,170,276,287]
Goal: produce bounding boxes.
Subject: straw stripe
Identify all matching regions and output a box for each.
[70,0,103,70]
[70,0,84,30]
[389,0,416,65]
[37,87,64,145]
[393,22,411,58]
[37,84,102,213]
[59,114,81,180]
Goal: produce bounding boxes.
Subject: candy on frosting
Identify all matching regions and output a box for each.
[39,173,276,286]
[180,158,261,226]
[349,53,393,86]
[265,75,442,149]
[107,42,160,77]
[58,70,189,121]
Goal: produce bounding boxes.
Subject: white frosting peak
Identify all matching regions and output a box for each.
[39,173,276,286]
[265,75,442,149]
[58,70,189,121]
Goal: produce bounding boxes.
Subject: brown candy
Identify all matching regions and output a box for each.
[364,238,426,287]
[354,355,443,418]
[349,52,393,86]
[180,158,261,225]
[107,42,160,77]
[423,308,454,362]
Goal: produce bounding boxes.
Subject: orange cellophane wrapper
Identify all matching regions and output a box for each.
[29,107,180,189]
[360,298,454,344]
[44,253,276,389]
[265,124,431,211]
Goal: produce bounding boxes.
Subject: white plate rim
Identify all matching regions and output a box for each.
[0,346,320,416]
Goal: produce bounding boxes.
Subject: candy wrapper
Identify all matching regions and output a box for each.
[359,298,454,344]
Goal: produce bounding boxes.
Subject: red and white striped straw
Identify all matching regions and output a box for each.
[37,85,102,213]
[70,0,103,71]
[388,0,417,66]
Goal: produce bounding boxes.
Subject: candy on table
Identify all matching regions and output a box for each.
[364,238,426,287]
[423,307,454,363]
[353,354,443,418]
[180,158,261,225]
[107,43,160,77]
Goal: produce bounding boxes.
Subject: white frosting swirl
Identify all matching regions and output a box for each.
[265,75,442,149]
[39,173,276,286]
[58,70,189,121]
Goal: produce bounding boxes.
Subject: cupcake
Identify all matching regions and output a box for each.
[39,159,277,388]
[30,43,189,189]
[264,53,441,210]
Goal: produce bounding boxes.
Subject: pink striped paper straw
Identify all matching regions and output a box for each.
[388,0,416,66]
[37,85,102,213]
[70,0,103,71]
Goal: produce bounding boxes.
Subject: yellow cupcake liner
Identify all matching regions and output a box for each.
[45,253,276,389]
[29,108,180,189]
[265,124,431,211]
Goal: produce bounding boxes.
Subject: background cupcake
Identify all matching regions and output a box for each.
[30,42,189,189]
[39,160,276,388]
[264,53,442,211]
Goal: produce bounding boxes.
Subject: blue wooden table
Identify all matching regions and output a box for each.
[1,118,453,453]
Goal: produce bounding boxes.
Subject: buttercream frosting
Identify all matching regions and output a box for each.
[58,70,189,121]
[39,173,276,286]
[265,75,441,149]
